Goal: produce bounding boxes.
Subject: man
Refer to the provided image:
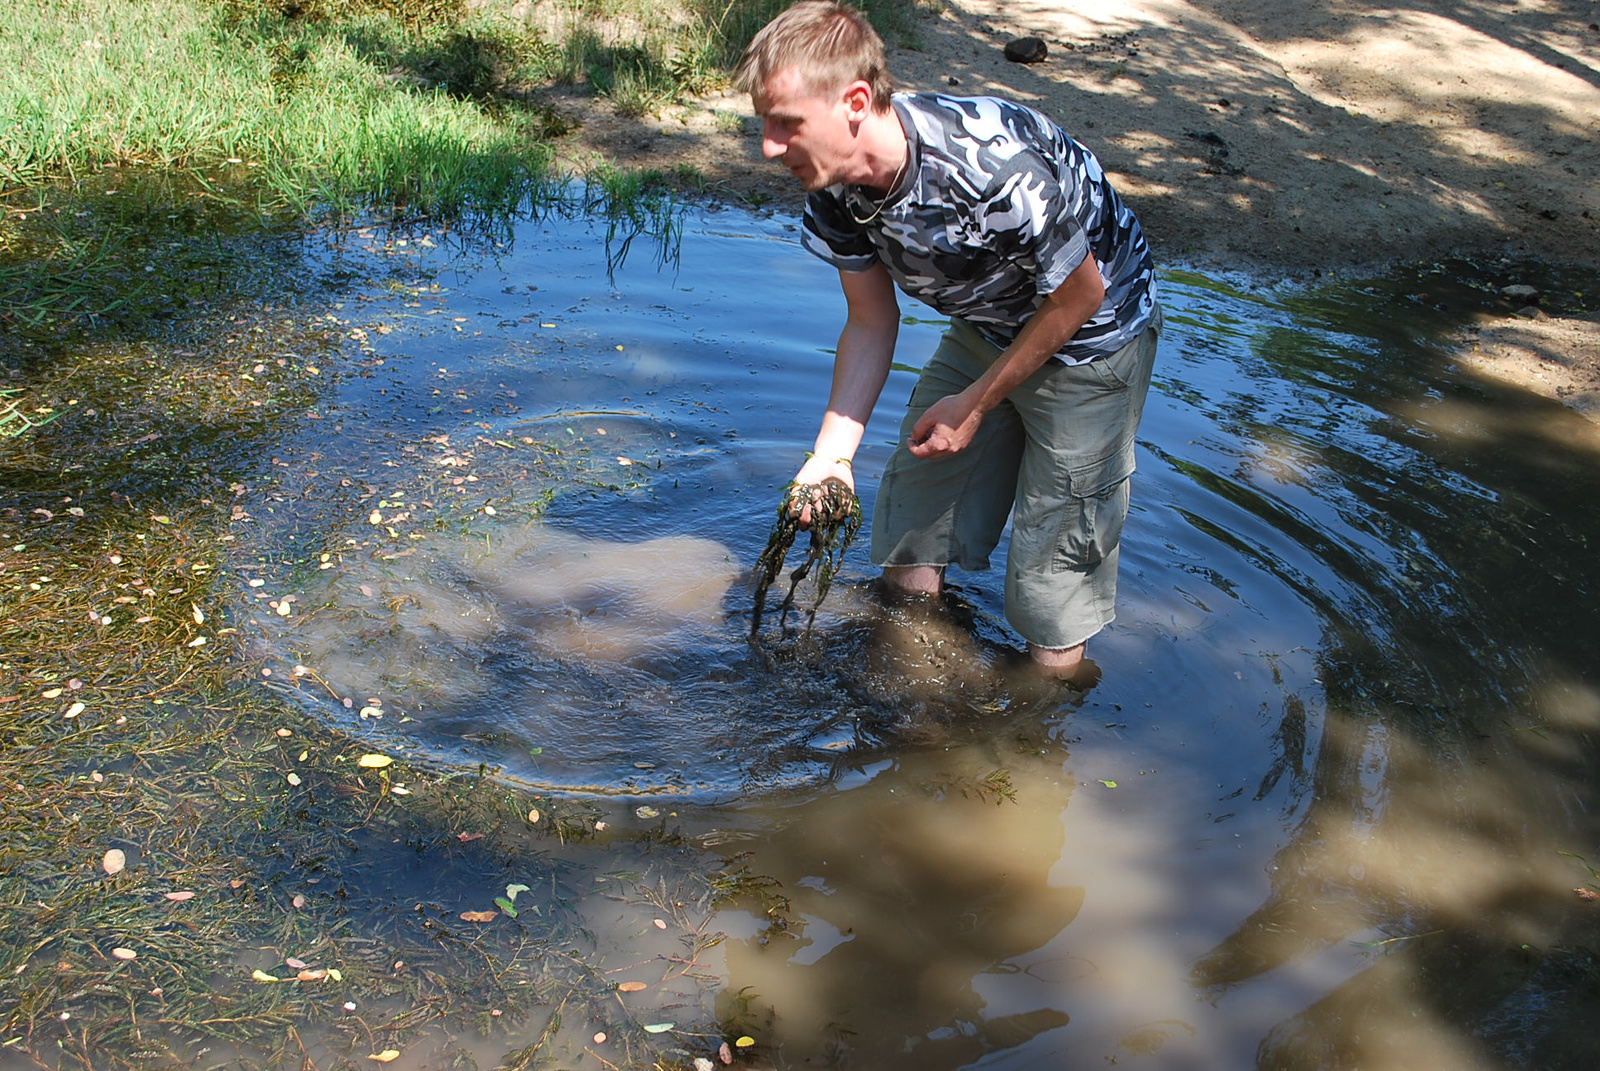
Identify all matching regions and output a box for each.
[735,1,1160,679]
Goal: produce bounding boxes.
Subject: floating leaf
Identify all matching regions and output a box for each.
[642,1023,675,1034]
[328,968,343,981]
[505,883,530,901]
[735,1036,755,1048]
[285,957,308,970]
[526,808,541,824]
[102,849,126,875]
[635,806,659,819]
[65,701,86,719]
[164,891,195,902]
[616,981,647,992]
[286,773,302,786]
[653,918,667,930]
[493,897,518,917]
[41,687,63,699]
[528,746,543,756]
[297,968,328,981]
[191,604,205,625]
[252,969,281,983]
[459,910,497,923]
[369,1051,400,1063]
[110,947,137,961]
[1097,779,1118,788]
[593,1032,607,1044]
[357,754,393,769]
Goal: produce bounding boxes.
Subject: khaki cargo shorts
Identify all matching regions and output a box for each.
[870,309,1161,649]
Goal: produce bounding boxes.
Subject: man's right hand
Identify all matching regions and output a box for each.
[787,456,855,528]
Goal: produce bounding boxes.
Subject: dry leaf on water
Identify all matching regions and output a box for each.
[101,849,126,875]
[459,910,497,923]
[369,1051,400,1063]
[164,891,194,901]
[616,981,647,992]
[357,753,393,769]
[110,948,137,961]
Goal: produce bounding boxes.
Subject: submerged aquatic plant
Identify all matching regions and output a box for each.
[750,476,861,635]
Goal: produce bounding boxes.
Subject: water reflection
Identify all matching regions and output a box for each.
[227,212,1600,1068]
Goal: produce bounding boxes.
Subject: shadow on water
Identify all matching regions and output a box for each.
[7,184,1600,1068]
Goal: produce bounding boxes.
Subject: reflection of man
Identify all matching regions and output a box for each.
[736,2,1160,680]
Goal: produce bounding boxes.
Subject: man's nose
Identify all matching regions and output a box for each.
[761,121,786,160]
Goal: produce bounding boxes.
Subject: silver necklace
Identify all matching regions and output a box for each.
[848,151,910,225]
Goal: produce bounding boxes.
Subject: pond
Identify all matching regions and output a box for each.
[11,198,1600,1070]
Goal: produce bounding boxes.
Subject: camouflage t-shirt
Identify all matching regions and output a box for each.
[802,93,1156,365]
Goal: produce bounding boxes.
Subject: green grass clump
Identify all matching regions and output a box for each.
[0,0,554,212]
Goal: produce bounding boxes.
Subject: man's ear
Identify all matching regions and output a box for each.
[841,79,874,121]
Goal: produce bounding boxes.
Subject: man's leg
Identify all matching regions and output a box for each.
[881,563,944,595]
[871,321,1023,581]
[1004,315,1160,671]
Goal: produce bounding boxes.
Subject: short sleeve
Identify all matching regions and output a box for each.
[800,191,881,273]
[1003,156,1090,296]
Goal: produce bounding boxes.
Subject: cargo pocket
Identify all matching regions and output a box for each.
[1050,446,1135,572]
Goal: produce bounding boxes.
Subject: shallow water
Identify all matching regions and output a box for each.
[226,210,1600,1069]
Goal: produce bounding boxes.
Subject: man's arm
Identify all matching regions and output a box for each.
[908,255,1106,459]
[790,263,900,511]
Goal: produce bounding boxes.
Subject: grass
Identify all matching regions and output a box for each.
[0,0,924,343]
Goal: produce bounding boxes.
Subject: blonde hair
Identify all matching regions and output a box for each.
[734,1,895,112]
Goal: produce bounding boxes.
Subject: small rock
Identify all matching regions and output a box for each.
[1516,306,1548,320]
[947,75,960,86]
[1004,37,1048,64]
[1500,284,1540,302]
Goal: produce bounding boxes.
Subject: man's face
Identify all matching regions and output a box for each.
[753,68,857,192]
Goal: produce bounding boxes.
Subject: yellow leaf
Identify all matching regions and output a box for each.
[736,1036,755,1048]
[369,510,383,525]
[369,1051,401,1063]
[41,687,63,699]
[252,969,281,983]
[616,981,647,992]
[191,603,205,624]
[357,754,393,769]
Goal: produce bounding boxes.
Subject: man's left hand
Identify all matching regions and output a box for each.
[908,390,984,458]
